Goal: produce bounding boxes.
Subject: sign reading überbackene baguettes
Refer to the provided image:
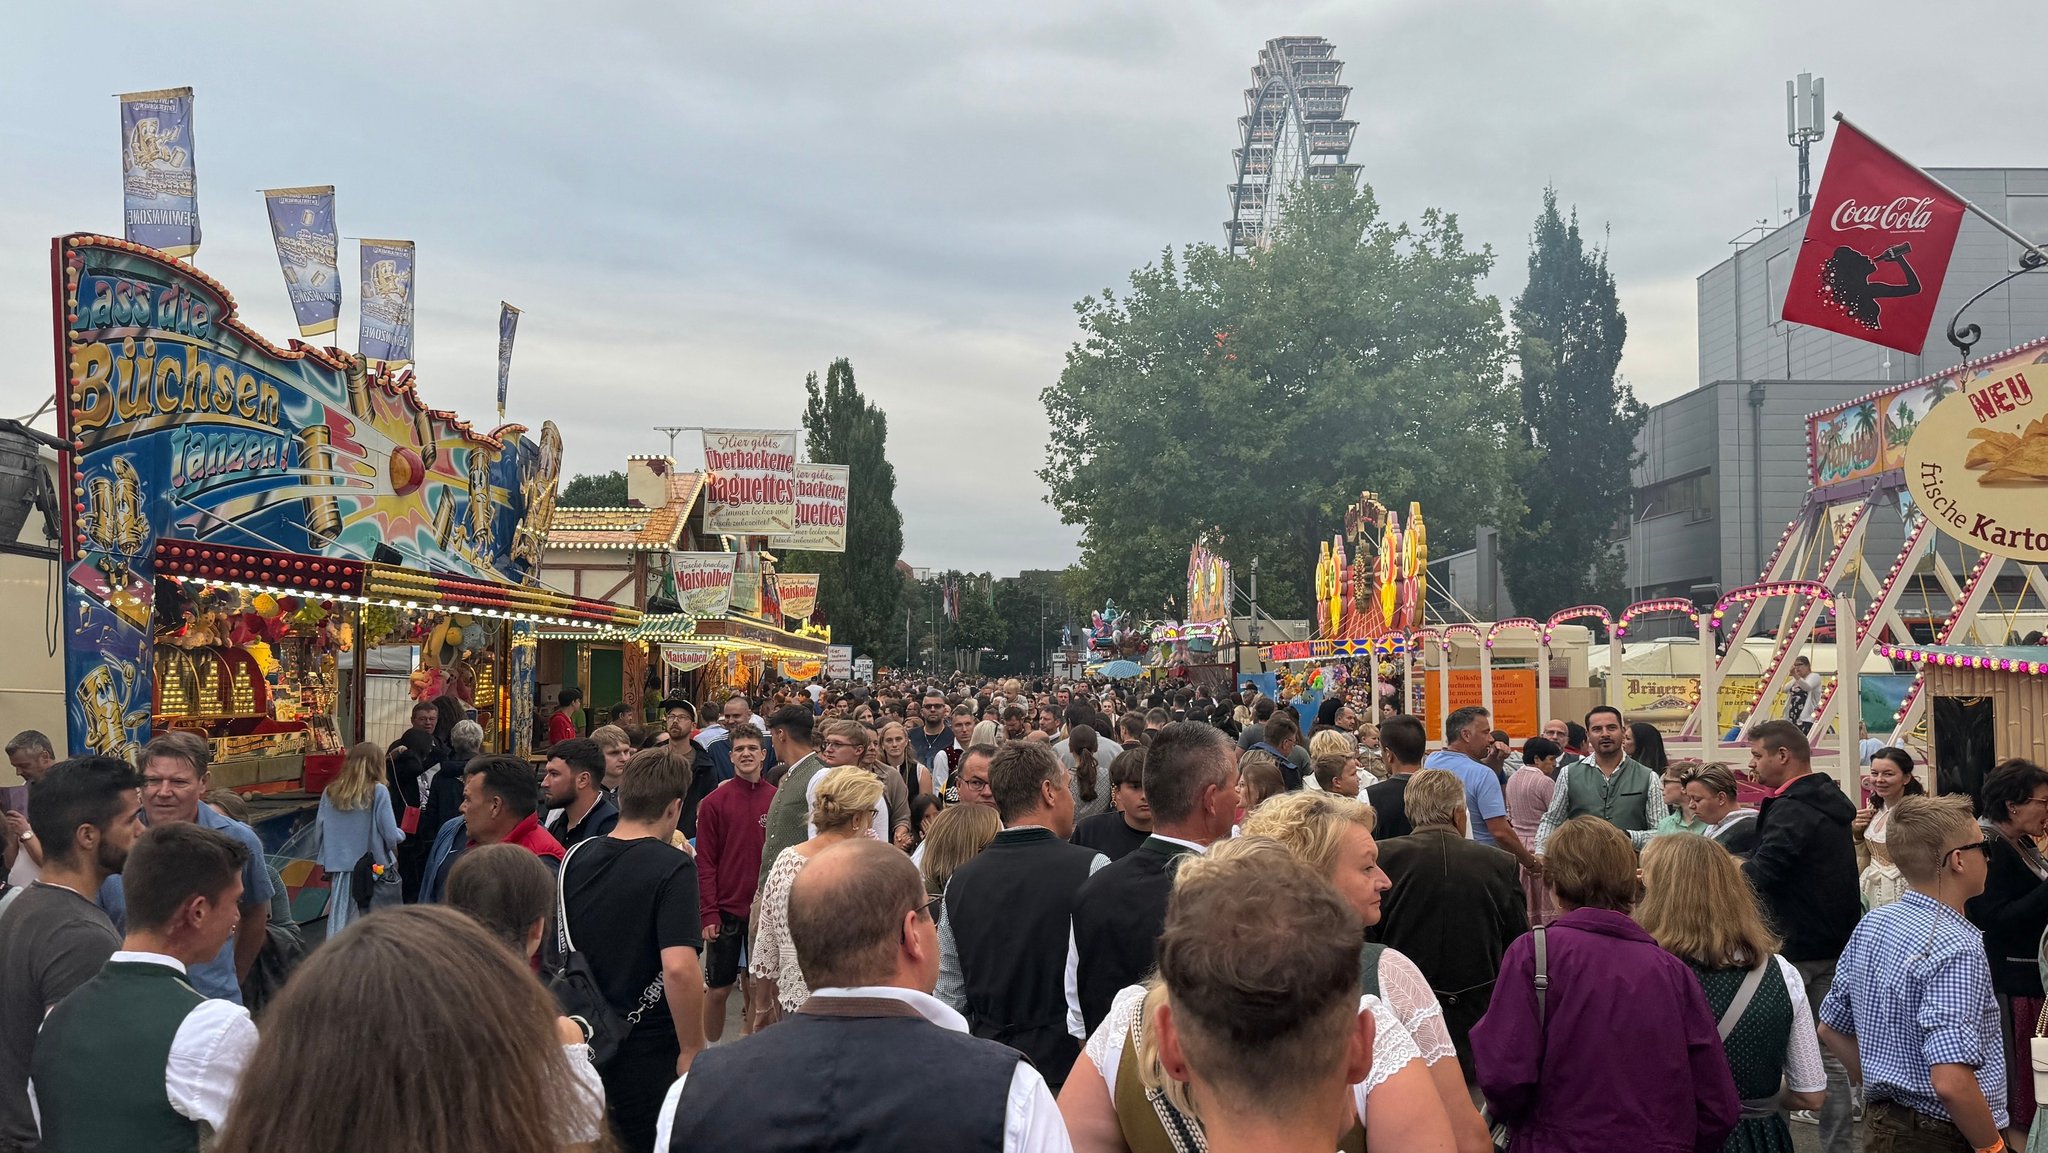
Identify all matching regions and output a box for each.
[1906,363,2048,562]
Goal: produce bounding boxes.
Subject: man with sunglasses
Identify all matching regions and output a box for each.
[1744,720,1861,1153]
[907,691,956,773]
[656,839,1069,1152]
[1819,795,2005,1153]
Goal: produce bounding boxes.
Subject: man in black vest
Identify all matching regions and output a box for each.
[654,839,1068,1152]
[31,823,257,1153]
[937,742,1104,1092]
[1069,721,1241,1036]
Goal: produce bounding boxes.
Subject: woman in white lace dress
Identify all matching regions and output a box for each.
[748,766,885,1016]
[1851,746,1921,910]
[1058,835,1458,1153]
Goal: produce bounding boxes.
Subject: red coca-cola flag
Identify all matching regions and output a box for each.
[1781,121,1966,354]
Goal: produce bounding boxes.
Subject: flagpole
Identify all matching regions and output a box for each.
[1834,113,2048,265]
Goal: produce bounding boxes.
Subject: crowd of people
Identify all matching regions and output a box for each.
[0,672,2042,1153]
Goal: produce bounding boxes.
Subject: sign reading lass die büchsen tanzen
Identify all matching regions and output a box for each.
[1906,362,2048,562]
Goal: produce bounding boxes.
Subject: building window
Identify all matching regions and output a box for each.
[2006,194,2048,271]
[1765,247,1794,322]
[1636,469,1715,524]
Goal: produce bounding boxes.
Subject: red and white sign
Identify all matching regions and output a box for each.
[1781,121,1966,355]
[701,429,798,535]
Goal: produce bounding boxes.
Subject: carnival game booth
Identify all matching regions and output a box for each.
[1876,642,2048,801]
[53,234,632,788]
[550,611,831,709]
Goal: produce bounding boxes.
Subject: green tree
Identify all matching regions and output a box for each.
[1041,181,1519,618]
[1502,187,1642,616]
[557,470,627,507]
[780,359,905,657]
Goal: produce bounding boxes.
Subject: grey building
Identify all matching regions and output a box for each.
[1701,168,2048,386]
[1624,167,2048,610]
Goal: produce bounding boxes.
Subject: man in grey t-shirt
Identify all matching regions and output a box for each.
[0,755,143,1150]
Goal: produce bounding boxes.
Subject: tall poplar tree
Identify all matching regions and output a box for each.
[1502,187,1643,617]
[781,359,904,656]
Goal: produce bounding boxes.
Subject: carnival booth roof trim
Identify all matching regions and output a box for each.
[54,233,576,759]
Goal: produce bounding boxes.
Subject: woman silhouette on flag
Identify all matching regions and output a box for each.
[1819,242,1921,330]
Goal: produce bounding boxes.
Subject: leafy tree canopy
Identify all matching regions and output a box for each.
[1041,181,1522,619]
[1501,187,1642,616]
[779,359,905,657]
[557,470,627,508]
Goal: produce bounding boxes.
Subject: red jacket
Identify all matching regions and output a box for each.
[696,775,775,927]
[499,812,566,863]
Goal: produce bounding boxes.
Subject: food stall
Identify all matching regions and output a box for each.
[54,234,635,792]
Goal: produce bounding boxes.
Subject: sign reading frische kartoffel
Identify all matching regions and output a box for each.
[1906,362,2048,562]
[701,429,797,535]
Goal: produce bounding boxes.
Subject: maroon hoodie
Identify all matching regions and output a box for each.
[696,775,776,926]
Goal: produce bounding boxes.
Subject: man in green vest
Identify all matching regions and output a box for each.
[1532,705,1667,854]
[30,823,259,1153]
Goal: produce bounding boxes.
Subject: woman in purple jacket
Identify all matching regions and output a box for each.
[1471,816,1740,1153]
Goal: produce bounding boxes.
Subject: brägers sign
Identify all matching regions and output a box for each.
[1906,362,2048,562]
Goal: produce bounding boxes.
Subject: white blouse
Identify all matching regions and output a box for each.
[1084,983,1423,1119]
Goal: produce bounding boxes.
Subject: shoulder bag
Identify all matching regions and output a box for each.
[1486,923,1547,1153]
[547,838,667,1066]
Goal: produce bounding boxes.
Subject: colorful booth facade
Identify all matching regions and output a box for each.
[54,234,617,770]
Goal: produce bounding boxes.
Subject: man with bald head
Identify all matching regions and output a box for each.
[656,839,1071,1152]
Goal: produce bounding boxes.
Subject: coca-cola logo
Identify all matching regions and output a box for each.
[1831,196,1936,234]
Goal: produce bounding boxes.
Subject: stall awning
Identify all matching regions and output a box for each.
[1877,643,2048,676]
[537,612,828,660]
[154,542,639,631]
[1266,636,1410,664]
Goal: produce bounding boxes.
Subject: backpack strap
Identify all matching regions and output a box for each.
[1532,923,1548,1031]
[1717,959,1771,1042]
[555,836,593,955]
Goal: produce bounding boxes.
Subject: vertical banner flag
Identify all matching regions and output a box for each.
[669,552,738,618]
[701,430,798,534]
[496,302,520,418]
[118,88,200,257]
[261,187,341,337]
[777,573,820,622]
[773,463,849,552]
[358,240,416,368]
[1781,121,1966,355]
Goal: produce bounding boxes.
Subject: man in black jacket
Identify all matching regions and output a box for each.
[935,742,1104,1091]
[1068,722,1240,1035]
[1369,768,1528,1078]
[1742,720,1858,1153]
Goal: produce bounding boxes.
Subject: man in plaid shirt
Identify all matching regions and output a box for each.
[1818,794,2007,1153]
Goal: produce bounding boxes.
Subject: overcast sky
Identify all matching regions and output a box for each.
[4,1,2044,575]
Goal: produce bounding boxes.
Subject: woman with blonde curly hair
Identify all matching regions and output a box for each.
[750,765,885,1016]
[1059,834,1456,1153]
[1637,833,1825,1153]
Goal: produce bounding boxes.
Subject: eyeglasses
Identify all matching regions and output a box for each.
[823,739,860,750]
[918,894,942,920]
[1950,839,1996,861]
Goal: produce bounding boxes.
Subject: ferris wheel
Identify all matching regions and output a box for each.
[1226,36,1362,255]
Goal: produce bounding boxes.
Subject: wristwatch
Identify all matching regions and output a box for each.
[15,831,30,842]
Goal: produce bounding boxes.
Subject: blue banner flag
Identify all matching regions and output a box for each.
[118,88,200,257]
[497,302,520,417]
[262,187,341,338]
[358,239,415,368]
